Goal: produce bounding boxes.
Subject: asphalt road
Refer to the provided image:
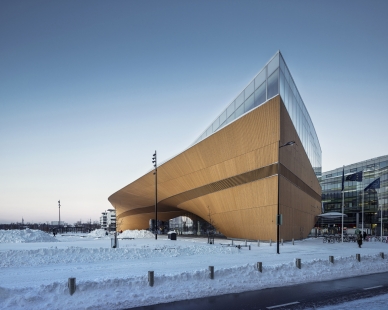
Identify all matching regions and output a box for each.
[128,272,388,310]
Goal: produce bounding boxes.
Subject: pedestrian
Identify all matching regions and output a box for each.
[357,232,363,248]
[363,231,367,241]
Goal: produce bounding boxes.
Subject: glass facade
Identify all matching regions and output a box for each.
[320,156,388,234]
[192,51,322,176]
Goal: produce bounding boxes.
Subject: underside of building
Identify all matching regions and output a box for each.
[108,52,322,241]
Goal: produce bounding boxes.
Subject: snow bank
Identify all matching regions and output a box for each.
[0,229,59,243]
[1,253,388,310]
[119,229,155,239]
[0,244,238,268]
[87,229,109,238]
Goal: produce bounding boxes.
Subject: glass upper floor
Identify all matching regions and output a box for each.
[192,51,322,177]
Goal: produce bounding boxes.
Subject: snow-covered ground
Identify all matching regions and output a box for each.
[1,229,388,309]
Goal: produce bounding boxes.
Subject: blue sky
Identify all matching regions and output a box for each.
[1,0,387,224]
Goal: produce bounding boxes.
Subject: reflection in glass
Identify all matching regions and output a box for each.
[220,110,226,125]
[267,53,279,76]
[279,71,285,100]
[267,69,279,99]
[226,112,235,124]
[254,82,266,107]
[227,101,235,118]
[235,103,244,119]
[236,92,244,108]
[212,117,220,132]
[255,68,266,90]
[244,94,255,113]
[245,81,255,98]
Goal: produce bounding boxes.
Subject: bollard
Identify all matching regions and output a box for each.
[292,238,294,245]
[245,240,247,246]
[257,240,260,247]
[209,266,214,279]
[249,245,251,250]
[296,258,301,269]
[148,271,154,287]
[231,240,234,246]
[281,238,283,246]
[356,254,361,262]
[270,239,272,246]
[68,277,76,295]
[257,262,262,273]
[380,252,385,259]
[329,256,334,264]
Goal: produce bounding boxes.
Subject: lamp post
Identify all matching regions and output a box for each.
[152,151,158,240]
[58,200,61,229]
[277,140,295,254]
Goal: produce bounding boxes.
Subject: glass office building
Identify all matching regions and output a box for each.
[193,51,322,177]
[320,155,388,234]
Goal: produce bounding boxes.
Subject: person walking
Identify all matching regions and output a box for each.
[363,231,367,241]
[357,231,363,248]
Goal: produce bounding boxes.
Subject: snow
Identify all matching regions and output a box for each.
[0,228,59,243]
[1,229,388,309]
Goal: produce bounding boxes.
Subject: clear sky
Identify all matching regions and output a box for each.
[1,0,387,224]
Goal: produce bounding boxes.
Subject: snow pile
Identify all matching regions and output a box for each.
[0,229,59,243]
[119,229,155,239]
[0,244,239,268]
[1,235,388,309]
[1,253,388,310]
[87,229,109,238]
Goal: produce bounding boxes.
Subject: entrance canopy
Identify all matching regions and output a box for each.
[317,212,348,218]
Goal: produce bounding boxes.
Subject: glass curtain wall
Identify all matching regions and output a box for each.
[320,156,388,234]
[193,51,322,177]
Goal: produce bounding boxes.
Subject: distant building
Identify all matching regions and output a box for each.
[100,209,116,231]
[320,155,388,234]
[51,221,65,226]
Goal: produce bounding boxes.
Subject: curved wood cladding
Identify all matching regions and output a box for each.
[109,95,321,240]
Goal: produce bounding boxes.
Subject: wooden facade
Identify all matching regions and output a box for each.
[108,95,321,240]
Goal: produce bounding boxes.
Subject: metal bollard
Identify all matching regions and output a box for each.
[257,262,262,273]
[292,238,294,245]
[380,252,385,259]
[245,240,247,246]
[249,245,251,250]
[258,240,260,247]
[329,256,334,264]
[270,239,272,246]
[296,258,301,269]
[148,271,154,287]
[356,254,361,262]
[231,240,234,246]
[68,277,76,295]
[281,238,283,246]
[209,266,214,279]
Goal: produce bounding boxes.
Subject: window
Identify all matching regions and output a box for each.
[254,82,266,107]
[267,69,279,99]
[245,81,254,98]
[236,92,244,108]
[235,102,244,118]
[255,68,266,90]
[227,101,235,118]
[244,94,255,113]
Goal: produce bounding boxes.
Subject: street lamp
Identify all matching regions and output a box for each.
[152,151,157,240]
[58,200,61,229]
[277,140,295,254]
